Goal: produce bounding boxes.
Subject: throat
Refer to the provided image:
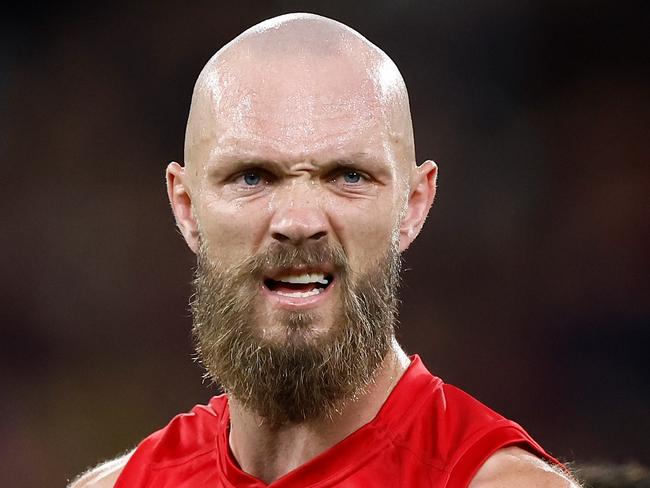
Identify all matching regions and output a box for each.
[228,415,339,484]
[226,348,407,484]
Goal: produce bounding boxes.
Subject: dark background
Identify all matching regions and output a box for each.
[1,1,648,486]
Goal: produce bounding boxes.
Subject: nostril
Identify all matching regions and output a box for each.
[272,232,290,242]
[310,231,326,241]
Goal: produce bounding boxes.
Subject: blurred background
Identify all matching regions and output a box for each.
[1,1,648,486]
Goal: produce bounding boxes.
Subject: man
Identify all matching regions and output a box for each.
[71,13,579,488]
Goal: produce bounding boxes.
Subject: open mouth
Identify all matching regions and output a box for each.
[263,270,334,298]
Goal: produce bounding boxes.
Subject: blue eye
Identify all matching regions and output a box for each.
[242,172,262,186]
[343,171,362,184]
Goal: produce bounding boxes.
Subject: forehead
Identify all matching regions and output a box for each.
[203,53,398,165]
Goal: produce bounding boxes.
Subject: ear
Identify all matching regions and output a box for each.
[398,160,437,252]
[166,162,200,254]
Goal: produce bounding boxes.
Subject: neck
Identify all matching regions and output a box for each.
[227,340,410,484]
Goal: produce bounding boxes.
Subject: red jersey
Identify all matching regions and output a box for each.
[115,355,558,487]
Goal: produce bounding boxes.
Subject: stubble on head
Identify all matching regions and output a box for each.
[191,237,401,426]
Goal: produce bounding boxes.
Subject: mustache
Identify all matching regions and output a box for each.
[199,239,350,280]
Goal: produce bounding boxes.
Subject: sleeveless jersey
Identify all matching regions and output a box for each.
[115,355,558,487]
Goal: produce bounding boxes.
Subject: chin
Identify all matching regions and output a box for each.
[259,311,335,345]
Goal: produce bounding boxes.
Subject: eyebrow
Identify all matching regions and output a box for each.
[206,152,392,179]
[205,157,275,179]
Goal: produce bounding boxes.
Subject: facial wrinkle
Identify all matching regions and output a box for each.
[184,13,416,183]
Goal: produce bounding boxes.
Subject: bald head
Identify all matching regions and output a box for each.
[168,12,436,279]
[184,13,415,178]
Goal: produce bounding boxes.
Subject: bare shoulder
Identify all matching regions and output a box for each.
[468,446,580,488]
[67,450,133,488]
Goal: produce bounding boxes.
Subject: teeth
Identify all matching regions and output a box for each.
[275,272,329,285]
[276,288,323,298]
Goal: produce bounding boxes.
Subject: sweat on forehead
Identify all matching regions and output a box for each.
[184,13,415,172]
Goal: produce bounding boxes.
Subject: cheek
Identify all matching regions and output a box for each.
[328,198,397,269]
[196,196,271,263]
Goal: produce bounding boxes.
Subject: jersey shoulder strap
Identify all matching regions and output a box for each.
[440,384,560,488]
[114,395,227,487]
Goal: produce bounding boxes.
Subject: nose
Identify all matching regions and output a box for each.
[269,193,328,245]
[270,212,328,244]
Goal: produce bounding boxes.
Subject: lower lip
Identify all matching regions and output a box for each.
[261,280,336,311]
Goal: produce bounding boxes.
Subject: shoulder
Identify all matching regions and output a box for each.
[468,447,580,488]
[67,451,133,488]
[139,396,227,464]
[68,396,228,487]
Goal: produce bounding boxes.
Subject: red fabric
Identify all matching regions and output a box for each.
[115,355,559,487]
